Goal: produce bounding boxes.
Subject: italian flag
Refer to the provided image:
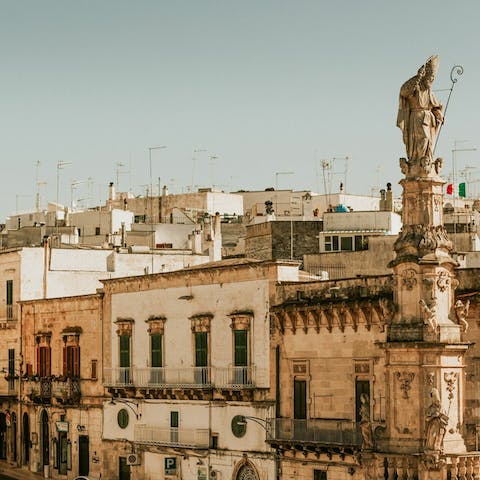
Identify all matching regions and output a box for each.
[446,183,466,197]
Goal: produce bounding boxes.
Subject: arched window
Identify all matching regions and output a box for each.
[235,461,259,480]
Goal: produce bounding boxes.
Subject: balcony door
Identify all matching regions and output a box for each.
[150,333,163,384]
[119,335,130,384]
[194,332,208,384]
[78,435,89,477]
[294,379,307,440]
[234,330,248,384]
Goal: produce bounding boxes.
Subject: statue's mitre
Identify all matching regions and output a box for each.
[425,55,439,75]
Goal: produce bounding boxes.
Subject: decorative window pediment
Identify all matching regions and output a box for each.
[145,315,167,335]
[190,313,213,333]
[229,311,253,331]
[114,317,134,336]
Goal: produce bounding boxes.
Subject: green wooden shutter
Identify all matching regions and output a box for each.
[170,411,179,428]
[6,280,12,305]
[195,332,208,367]
[119,335,130,368]
[234,330,248,367]
[8,349,14,377]
[294,379,307,419]
[151,334,162,368]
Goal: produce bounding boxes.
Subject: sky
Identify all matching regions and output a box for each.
[1,0,479,219]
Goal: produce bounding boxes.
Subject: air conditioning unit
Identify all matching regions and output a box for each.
[210,470,221,480]
[126,453,141,466]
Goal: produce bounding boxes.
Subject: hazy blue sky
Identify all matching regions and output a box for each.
[1,0,479,219]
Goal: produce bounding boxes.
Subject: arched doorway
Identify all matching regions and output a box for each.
[22,413,30,465]
[0,413,6,459]
[10,412,17,463]
[234,460,259,480]
[40,410,49,467]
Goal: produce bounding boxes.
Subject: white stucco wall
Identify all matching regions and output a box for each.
[109,279,270,383]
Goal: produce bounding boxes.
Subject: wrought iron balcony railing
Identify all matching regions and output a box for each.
[104,366,262,389]
[267,418,362,446]
[134,424,210,448]
[52,378,81,404]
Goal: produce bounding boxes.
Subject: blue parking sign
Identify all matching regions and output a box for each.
[165,457,177,475]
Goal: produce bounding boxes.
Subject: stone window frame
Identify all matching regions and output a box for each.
[190,313,213,369]
[34,332,52,378]
[114,318,135,369]
[228,311,253,369]
[61,327,82,379]
[353,358,374,422]
[145,315,167,368]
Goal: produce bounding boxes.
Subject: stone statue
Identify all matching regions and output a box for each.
[397,56,444,164]
[454,299,470,332]
[419,298,437,332]
[360,393,374,450]
[424,374,448,453]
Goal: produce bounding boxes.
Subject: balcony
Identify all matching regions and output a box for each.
[104,366,262,390]
[134,367,212,388]
[0,305,17,327]
[25,378,52,404]
[52,378,81,404]
[134,424,210,449]
[268,418,362,447]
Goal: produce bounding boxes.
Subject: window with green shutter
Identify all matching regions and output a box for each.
[119,335,130,368]
[151,334,162,368]
[195,332,208,367]
[6,280,12,305]
[234,330,248,367]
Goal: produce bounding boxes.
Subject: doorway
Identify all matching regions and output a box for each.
[22,413,29,465]
[78,435,89,477]
[119,456,131,480]
[0,413,6,459]
[40,410,49,467]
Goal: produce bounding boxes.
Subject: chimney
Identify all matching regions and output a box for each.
[386,182,393,211]
[109,182,115,201]
[208,212,222,261]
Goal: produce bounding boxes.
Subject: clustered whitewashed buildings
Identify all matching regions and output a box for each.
[0,170,479,480]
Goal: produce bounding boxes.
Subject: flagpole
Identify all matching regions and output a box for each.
[451,145,477,235]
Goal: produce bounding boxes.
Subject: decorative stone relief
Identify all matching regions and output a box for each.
[401,269,417,290]
[395,371,415,399]
[190,313,213,333]
[229,312,252,331]
[453,299,470,332]
[145,315,167,335]
[419,298,437,332]
[114,317,134,336]
[394,225,453,256]
[436,271,450,292]
[360,393,374,450]
[444,372,458,400]
[425,372,448,455]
